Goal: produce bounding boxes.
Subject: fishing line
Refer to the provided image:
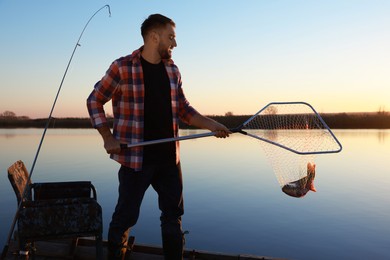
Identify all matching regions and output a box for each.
[1,5,111,258]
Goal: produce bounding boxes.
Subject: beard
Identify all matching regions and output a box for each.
[158,43,172,59]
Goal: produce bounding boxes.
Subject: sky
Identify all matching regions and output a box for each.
[0,0,389,118]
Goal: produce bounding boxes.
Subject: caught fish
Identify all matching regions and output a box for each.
[282,162,317,198]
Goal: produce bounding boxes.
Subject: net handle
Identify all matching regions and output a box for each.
[120,101,343,154]
[120,128,245,149]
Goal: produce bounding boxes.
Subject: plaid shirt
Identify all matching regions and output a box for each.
[87,47,197,171]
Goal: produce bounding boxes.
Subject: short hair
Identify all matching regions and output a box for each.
[141,14,175,39]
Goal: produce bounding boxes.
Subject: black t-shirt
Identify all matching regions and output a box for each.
[141,56,176,165]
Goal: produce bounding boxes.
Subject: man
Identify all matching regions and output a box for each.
[87,14,230,260]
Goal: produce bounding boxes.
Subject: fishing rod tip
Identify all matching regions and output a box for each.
[106,4,112,17]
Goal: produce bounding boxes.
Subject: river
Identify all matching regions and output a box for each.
[0,129,389,259]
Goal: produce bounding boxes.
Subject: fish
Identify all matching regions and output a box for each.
[281,162,316,198]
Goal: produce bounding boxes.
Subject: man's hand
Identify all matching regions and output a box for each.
[211,122,231,138]
[97,125,121,154]
[103,135,121,154]
[189,114,231,138]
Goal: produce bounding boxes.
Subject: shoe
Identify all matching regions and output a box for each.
[107,241,128,260]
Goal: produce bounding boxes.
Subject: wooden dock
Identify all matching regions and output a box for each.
[3,237,286,260]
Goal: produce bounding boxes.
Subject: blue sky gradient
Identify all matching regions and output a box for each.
[1,0,389,118]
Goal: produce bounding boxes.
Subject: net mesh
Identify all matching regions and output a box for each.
[260,141,315,187]
[241,102,341,187]
[242,102,341,155]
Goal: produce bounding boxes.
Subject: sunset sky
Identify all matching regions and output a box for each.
[1,0,389,118]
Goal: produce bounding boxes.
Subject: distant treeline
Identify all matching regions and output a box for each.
[0,113,390,129]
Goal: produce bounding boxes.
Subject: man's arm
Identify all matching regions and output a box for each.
[86,59,122,154]
[188,113,231,138]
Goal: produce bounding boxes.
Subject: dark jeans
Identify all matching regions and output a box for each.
[108,162,184,259]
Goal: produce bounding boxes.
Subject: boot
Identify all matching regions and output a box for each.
[162,234,184,260]
[107,241,128,260]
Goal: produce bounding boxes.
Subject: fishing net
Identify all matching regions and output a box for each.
[240,102,341,187]
[260,141,315,187]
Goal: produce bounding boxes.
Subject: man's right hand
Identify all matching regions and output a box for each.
[97,125,122,154]
[104,136,121,154]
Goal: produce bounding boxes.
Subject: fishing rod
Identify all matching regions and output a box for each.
[1,5,111,259]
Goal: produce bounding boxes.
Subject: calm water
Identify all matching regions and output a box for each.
[0,129,389,260]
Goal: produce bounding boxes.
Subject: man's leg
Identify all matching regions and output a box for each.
[108,165,152,259]
[152,163,185,260]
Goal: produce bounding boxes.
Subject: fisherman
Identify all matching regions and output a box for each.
[86,14,230,260]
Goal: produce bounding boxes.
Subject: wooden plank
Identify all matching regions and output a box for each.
[4,237,287,260]
[7,160,31,204]
[77,238,286,260]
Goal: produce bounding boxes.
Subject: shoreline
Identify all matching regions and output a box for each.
[1,113,390,129]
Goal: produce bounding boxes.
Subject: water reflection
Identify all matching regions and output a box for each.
[377,130,389,143]
[0,129,389,260]
[333,129,389,144]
